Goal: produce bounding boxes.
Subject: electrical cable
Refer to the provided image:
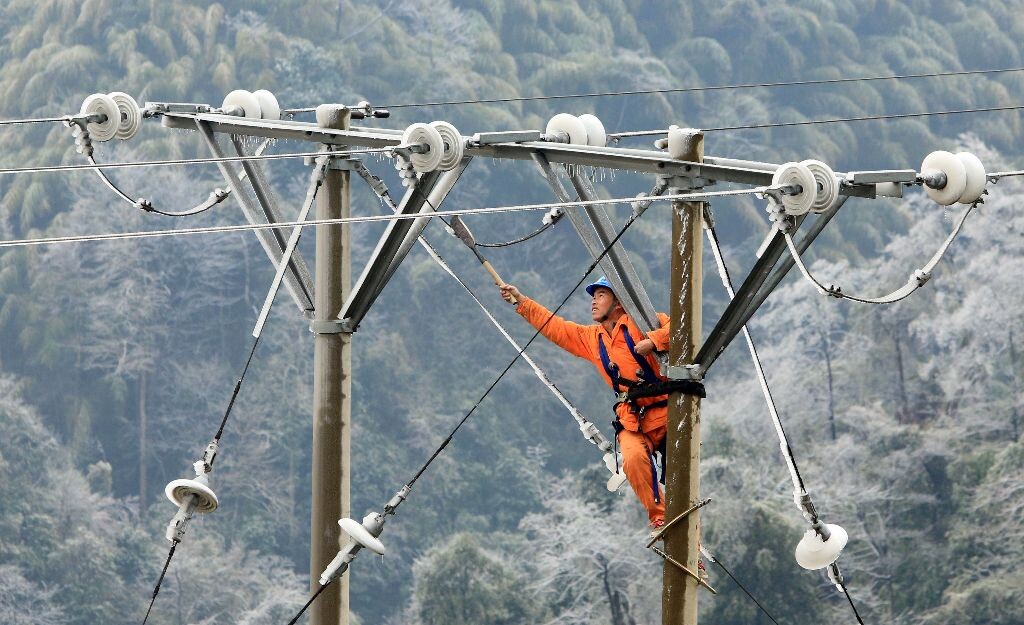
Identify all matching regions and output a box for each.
[610,103,1024,138]
[141,542,176,625]
[89,138,272,217]
[0,188,764,250]
[283,66,1024,112]
[700,546,781,625]
[475,220,555,248]
[139,159,326,625]
[784,199,978,304]
[0,115,72,126]
[705,209,866,625]
[0,147,390,177]
[282,186,661,625]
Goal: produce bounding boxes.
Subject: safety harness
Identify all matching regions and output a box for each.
[598,326,707,502]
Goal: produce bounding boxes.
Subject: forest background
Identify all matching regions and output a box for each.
[0,1,1022,624]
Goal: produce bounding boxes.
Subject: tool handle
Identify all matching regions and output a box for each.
[483,260,517,304]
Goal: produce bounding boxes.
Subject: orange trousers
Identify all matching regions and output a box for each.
[618,424,666,525]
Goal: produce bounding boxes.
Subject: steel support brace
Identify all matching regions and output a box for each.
[693,215,807,374]
[532,153,658,332]
[379,157,472,287]
[338,170,445,330]
[566,169,660,331]
[195,120,314,312]
[230,136,316,306]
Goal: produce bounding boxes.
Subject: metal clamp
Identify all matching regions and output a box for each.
[309,319,349,334]
[667,364,704,381]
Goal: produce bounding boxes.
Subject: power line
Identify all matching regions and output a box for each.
[701,547,780,625]
[283,66,1024,112]
[610,103,1024,138]
[0,147,390,177]
[0,115,71,126]
[0,188,764,249]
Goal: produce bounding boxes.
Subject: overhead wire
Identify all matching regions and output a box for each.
[0,188,764,249]
[140,158,327,625]
[0,146,391,177]
[282,66,1024,112]
[700,546,781,625]
[610,103,1024,138]
[474,219,556,248]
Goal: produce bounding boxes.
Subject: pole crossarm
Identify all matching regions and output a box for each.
[195,120,314,312]
[163,112,880,196]
[566,169,661,331]
[692,216,807,376]
[338,170,445,331]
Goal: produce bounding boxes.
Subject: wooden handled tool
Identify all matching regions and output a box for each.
[448,215,517,304]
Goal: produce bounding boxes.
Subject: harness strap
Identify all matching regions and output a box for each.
[627,379,706,401]
[597,334,623,393]
[622,326,660,384]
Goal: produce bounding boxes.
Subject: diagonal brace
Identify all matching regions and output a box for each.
[338,170,444,331]
[195,120,314,312]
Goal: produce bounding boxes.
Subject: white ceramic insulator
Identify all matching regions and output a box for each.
[546,113,588,144]
[578,114,607,147]
[401,123,444,173]
[921,150,967,206]
[429,121,464,171]
[80,93,120,142]
[222,89,262,119]
[955,152,986,204]
[800,159,839,213]
[253,89,281,121]
[107,92,141,141]
[772,161,817,216]
[339,517,386,555]
[164,475,219,513]
[794,523,848,570]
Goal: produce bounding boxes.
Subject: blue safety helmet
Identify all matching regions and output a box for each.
[585,276,615,297]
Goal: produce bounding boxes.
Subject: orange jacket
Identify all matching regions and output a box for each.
[516,296,671,433]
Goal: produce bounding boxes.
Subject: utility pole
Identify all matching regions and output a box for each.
[662,129,704,625]
[311,104,352,625]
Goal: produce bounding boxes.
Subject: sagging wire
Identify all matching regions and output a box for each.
[703,206,865,625]
[86,137,272,217]
[783,199,979,304]
[474,208,563,248]
[355,164,621,481]
[282,66,1024,112]
[610,103,1024,139]
[0,188,765,250]
[140,156,329,625]
[283,179,752,625]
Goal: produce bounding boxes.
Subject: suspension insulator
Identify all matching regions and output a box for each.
[921,150,967,206]
[401,122,444,173]
[578,113,607,147]
[107,92,141,141]
[772,161,817,216]
[545,113,588,144]
[955,151,986,204]
[253,89,281,120]
[222,89,262,118]
[429,121,465,171]
[165,473,219,514]
[800,159,839,213]
[339,517,386,555]
[795,523,848,570]
[80,93,120,142]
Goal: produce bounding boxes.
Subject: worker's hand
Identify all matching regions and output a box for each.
[500,283,522,304]
[634,338,656,356]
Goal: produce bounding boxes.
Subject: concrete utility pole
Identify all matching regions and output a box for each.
[310,104,352,625]
[662,129,704,625]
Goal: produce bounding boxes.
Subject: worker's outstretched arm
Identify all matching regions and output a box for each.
[642,312,672,353]
[500,284,592,359]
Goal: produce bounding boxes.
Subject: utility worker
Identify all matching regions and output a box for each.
[500,277,671,532]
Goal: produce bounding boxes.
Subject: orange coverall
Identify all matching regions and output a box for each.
[516,296,671,524]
